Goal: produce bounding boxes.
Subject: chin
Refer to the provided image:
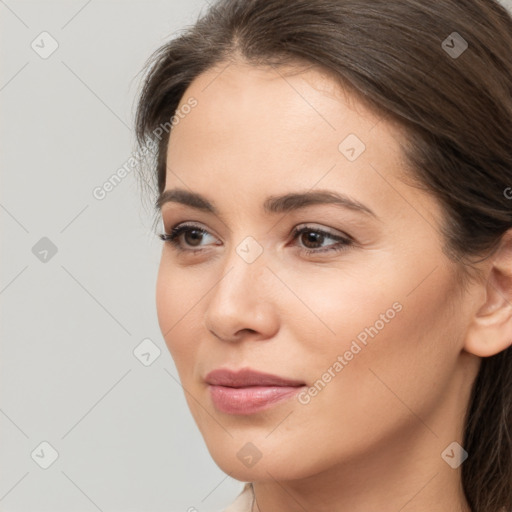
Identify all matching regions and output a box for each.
[207,441,316,482]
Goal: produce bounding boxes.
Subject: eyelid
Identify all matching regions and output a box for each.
[161,221,350,243]
[160,220,355,257]
[294,222,352,240]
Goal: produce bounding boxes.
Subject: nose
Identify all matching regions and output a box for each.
[203,248,279,343]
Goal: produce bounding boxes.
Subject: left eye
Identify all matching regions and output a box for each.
[291,226,353,254]
[159,223,353,255]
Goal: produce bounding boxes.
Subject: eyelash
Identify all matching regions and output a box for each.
[158,223,353,256]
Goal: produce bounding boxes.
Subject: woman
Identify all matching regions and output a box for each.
[134,1,512,510]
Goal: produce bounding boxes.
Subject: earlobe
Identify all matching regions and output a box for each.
[464,229,512,358]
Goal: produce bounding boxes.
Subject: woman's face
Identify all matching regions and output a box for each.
[156,60,480,483]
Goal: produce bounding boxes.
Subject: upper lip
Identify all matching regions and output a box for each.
[205,368,306,388]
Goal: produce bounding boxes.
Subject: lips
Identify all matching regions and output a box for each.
[204,367,306,388]
[205,368,306,415]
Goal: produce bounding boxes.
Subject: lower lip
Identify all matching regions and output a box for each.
[208,385,305,415]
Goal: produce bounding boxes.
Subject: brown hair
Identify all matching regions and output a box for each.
[134,1,512,510]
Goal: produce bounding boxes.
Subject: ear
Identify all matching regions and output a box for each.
[464,229,512,358]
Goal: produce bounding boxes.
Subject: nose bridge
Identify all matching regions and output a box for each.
[203,233,278,340]
[208,232,276,320]
[215,234,269,300]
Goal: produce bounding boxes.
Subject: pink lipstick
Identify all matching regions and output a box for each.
[205,368,306,415]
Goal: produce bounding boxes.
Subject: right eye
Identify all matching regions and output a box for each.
[159,223,220,253]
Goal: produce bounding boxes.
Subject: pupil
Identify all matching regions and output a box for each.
[303,231,322,249]
[185,230,203,247]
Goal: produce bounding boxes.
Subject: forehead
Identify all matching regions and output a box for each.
[163,61,441,232]
[172,60,381,137]
[167,60,396,174]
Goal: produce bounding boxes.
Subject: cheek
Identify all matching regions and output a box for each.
[289,254,458,395]
[155,262,174,343]
[155,261,199,364]
[276,262,403,353]
[299,266,461,433]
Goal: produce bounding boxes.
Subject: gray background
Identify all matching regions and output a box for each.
[1,1,511,511]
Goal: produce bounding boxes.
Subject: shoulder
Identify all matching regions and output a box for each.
[220,482,253,512]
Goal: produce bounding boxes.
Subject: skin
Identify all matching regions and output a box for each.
[155,59,512,512]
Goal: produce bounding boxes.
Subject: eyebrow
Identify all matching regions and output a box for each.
[156,188,377,218]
